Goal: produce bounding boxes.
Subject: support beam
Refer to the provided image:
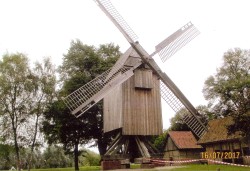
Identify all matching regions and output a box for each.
[103,135,159,160]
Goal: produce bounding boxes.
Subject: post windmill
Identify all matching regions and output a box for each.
[63,0,208,161]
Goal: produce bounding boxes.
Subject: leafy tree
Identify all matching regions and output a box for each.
[0,144,15,170]
[17,147,45,169]
[42,100,92,170]
[0,53,34,171]
[43,145,72,168]
[60,40,120,157]
[42,40,120,171]
[203,48,250,148]
[26,58,56,171]
[203,48,250,116]
[59,39,120,85]
[0,54,56,171]
[81,150,101,166]
[150,130,167,153]
[169,108,190,131]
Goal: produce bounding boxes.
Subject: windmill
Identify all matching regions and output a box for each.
[63,0,207,160]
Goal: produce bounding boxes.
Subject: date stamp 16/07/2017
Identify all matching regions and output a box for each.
[201,152,240,159]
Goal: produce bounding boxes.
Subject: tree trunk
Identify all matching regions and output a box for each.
[97,139,108,156]
[247,135,250,155]
[27,153,32,171]
[13,130,21,171]
[11,118,21,171]
[27,114,39,171]
[74,142,79,171]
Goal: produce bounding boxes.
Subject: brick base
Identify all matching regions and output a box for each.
[101,160,121,170]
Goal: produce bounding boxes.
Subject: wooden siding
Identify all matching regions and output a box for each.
[134,69,153,89]
[165,136,178,151]
[122,71,162,135]
[202,141,250,164]
[164,150,201,160]
[103,85,123,133]
[103,68,162,135]
[164,150,180,159]
[203,141,248,154]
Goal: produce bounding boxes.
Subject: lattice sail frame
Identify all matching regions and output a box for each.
[154,22,200,62]
[160,82,206,137]
[63,65,134,117]
[94,0,138,43]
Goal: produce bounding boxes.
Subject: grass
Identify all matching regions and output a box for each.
[2,164,250,171]
[0,166,101,171]
[154,164,250,171]
[30,166,101,171]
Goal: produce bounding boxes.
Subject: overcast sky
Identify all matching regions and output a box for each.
[1,0,250,130]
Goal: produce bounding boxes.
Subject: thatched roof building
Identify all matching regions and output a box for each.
[198,117,242,144]
[198,117,249,164]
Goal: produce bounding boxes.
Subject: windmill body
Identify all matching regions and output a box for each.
[102,47,163,136]
[104,66,162,135]
[101,49,163,158]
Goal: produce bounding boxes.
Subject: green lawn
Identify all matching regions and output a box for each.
[1,166,101,171]
[2,164,250,171]
[155,164,250,171]
[30,166,101,171]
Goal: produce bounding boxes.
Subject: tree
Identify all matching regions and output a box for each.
[0,143,15,170]
[15,146,44,169]
[42,40,120,171]
[0,53,34,171]
[60,40,120,157]
[203,48,250,146]
[42,100,92,171]
[0,54,56,171]
[43,145,72,168]
[26,58,57,171]
[169,108,190,131]
[82,150,101,166]
[203,48,250,116]
[150,130,167,153]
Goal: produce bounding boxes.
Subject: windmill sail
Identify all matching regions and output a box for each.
[94,0,138,43]
[153,22,200,62]
[63,66,131,117]
[93,0,207,137]
[63,48,142,118]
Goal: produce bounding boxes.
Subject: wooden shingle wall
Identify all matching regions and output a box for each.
[103,68,162,135]
[103,85,123,133]
[122,70,162,135]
